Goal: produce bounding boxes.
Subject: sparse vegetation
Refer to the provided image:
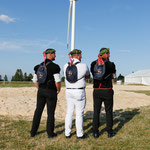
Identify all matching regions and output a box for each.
[125,90,150,96]
[0,81,35,87]
[1,106,150,149]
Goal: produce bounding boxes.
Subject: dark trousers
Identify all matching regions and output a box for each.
[31,88,57,136]
[93,89,114,133]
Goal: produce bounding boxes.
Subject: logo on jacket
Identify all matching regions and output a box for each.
[67,71,72,76]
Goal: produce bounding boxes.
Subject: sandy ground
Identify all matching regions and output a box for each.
[0,84,150,121]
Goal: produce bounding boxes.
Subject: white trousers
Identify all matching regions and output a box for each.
[65,89,86,137]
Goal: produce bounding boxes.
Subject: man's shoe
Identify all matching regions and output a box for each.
[93,132,99,138]
[30,132,36,137]
[77,134,88,139]
[65,135,71,139]
[48,133,57,138]
[108,132,115,138]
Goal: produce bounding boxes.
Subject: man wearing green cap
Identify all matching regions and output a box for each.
[63,49,90,139]
[90,48,116,138]
[31,48,61,138]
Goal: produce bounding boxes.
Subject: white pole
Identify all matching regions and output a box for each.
[71,0,76,51]
[67,1,73,49]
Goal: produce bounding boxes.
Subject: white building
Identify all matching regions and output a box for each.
[125,69,150,85]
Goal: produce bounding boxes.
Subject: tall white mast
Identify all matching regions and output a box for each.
[71,0,76,51]
[67,0,77,51]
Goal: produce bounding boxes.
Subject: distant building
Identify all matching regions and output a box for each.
[125,69,150,85]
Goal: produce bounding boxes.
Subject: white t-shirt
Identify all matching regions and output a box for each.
[63,58,90,88]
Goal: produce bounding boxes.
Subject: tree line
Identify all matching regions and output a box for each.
[0,69,125,83]
[0,75,8,81]
[0,69,33,81]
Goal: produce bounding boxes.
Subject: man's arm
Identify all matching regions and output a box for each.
[85,65,90,79]
[34,82,39,88]
[54,73,61,94]
[32,65,40,88]
[90,61,96,77]
[32,74,39,88]
[55,82,61,94]
[112,62,116,79]
[111,62,116,74]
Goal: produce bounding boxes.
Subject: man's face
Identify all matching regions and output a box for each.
[51,53,56,61]
[102,53,110,59]
[107,53,110,59]
[46,53,56,61]
[78,54,82,61]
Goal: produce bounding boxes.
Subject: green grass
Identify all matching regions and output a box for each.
[1,106,150,150]
[0,81,35,87]
[0,82,66,88]
[127,84,147,86]
[125,90,150,96]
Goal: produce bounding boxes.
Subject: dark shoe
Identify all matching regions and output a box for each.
[65,135,71,138]
[108,132,115,138]
[30,132,36,137]
[77,134,88,139]
[48,133,57,138]
[93,132,99,138]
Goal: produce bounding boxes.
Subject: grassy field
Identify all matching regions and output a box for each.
[127,84,147,86]
[125,90,150,96]
[0,81,65,88]
[0,81,35,87]
[1,106,150,150]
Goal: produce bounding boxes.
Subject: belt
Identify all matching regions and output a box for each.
[94,83,112,90]
[94,88,112,90]
[66,87,85,89]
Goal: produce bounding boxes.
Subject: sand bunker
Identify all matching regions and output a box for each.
[0,84,150,120]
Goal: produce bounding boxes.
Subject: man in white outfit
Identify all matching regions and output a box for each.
[63,49,90,139]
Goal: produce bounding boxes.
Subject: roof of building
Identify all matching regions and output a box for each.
[125,69,150,77]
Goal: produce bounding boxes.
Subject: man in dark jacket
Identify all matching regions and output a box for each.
[30,48,61,138]
[90,48,116,138]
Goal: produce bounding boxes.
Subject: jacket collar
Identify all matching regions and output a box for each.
[72,58,80,63]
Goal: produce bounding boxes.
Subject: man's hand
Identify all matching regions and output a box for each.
[57,90,60,94]
[85,74,90,79]
[55,82,61,94]
[34,82,39,88]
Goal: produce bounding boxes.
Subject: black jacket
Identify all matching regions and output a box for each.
[90,59,116,88]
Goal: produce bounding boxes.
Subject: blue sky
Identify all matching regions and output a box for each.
[0,0,150,80]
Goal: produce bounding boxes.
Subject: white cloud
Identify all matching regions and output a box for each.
[0,41,19,49]
[0,14,15,23]
[0,41,30,53]
[0,39,65,53]
[110,4,132,12]
[120,50,131,53]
